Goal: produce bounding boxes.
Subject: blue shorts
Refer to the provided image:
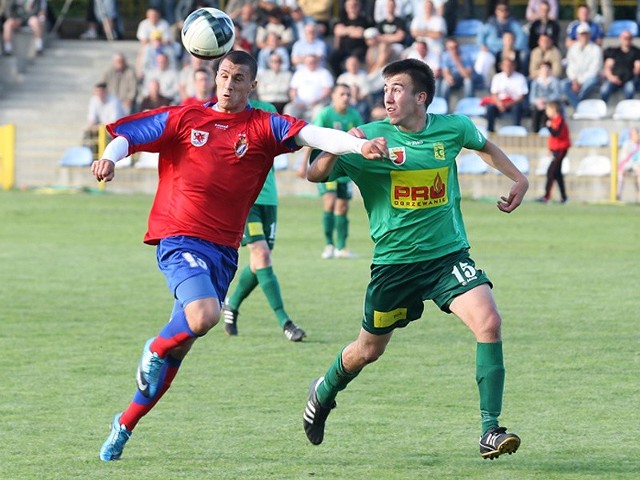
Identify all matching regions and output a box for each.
[156,236,238,307]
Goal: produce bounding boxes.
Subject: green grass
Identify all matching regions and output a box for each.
[0,190,638,479]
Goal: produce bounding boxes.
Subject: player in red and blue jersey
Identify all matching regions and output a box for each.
[94,50,388,462]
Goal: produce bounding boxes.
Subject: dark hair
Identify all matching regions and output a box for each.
[222,50,258,80]
[382,59,436,106]
[547,100,562,113]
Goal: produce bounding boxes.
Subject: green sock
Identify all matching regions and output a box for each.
[476,341,505,435]
[334,214,348,250]
[316,348,361,406]
[322,211,335,246]
[256,266,289,327]
[227,265,258,310]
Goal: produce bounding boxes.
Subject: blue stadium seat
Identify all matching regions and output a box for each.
[454,97,486,117]
[606,19,639,38]
[497,125,528,136]
[428,96,448,114]
[454,19,483,38]
[457,153,489,174]
[612,99,640,120]
[575,127,610,147]
[59,146,93,166]
[572,99,608,120]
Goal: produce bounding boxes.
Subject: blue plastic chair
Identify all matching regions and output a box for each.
[454,19,483,38]
[457,153,489,174]
[59,146,93,166]
[606,20,639,37]
[575,127,610,147]
[454,97,486,117]
[427,96,448,114]
[497,125,528,136]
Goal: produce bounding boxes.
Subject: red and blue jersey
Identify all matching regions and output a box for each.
[107,103,306,248]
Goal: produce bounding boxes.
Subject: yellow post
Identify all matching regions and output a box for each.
[610,132,619,202]
[0,123,16,190]
[97,124,107,191]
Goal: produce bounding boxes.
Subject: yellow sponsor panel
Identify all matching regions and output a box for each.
[390,168,448,209]
[373,307,408,329]
[247,222,264,236]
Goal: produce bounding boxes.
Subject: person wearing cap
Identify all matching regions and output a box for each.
[562,21,603,108]
[565,4,604,49]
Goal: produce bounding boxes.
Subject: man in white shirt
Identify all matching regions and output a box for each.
[485,57,529,132]
[562,22,603,108]
[290,21,328,70]
[284,54,334,121]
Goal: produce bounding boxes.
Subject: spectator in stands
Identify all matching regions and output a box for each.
[495,31,524,74]
[2,0,47,56]
[484,57,529,132]
[296,0,333,36]
[138,78,172,111]
[172,1,217,43]
[600,30,640,103]
[565,4,604,49]
[178,55,213,101]
[409,0,446,62]
[102,52,138,116]
[438,37,484,106]
[376,0,408,55]
[526,0,558,22]
[365,27,401,77]
[284,53,334,121]
[225,0,258,20]
[373,0,411,23]
[290,21,328,70]
[328,0,371,76]
[477,1,528,59]
[181,67,215,105]
[80,0,122,40]
[528,31,563,80]
[136,7,172,45]
[255,6,294,51]
[85,82,124,135]
[586,0,613,31]
[527,0,560,50]
[150,0,183,26]
[563,22,602,109]
[234,2,258,51]
[529,61,562,133]
[256,51,292,112]
[136,29,178,80]
[143,51,181,104]
[231,20,253,53]
[336,54,371,121]
[256,31,290,72]
[617,127,640,202]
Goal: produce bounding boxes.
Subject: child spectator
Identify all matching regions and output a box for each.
[538,100,570,204]
[617,127,640,202]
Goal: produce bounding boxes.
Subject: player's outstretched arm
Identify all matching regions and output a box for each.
[307,151,337,183]
[91,136,130,183]
[476,139,529,213]
[295,125,388,160]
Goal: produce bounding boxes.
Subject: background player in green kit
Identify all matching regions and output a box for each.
[222,100,306,341]
[298,84,363,259]
[302,59,529,459]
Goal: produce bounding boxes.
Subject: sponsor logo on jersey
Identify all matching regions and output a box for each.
[389,146,406,165]
[433,142,445,160]
[191,129,209,147]
[390,168,448,209]
[234,133,249,158]
[214,123,229,130]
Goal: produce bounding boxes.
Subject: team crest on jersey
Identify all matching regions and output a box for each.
[433,142,445,160]
[191,129,209,147]
[234,133,249,158]
[389,147,406,166]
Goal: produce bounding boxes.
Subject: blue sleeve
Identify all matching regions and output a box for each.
[269,114,306,150]
[111,110,170,147]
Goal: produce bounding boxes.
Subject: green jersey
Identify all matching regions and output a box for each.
[312,105,363,184]
[330,114,486,264]
[250,100,279,206]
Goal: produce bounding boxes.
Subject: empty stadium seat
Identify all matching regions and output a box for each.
[535,155,571,176]
[606,19,639,37]
[497,125,528,136]
[612,99,640,120]
[508,154,530,174]
[59,146,93,167]
[457,153,489,174]
[428,96,448,114]
[572,99,608,120]
[454,97,486,117]
[454,19,483,38]
[575,127,610,147]
[576,155,611,176]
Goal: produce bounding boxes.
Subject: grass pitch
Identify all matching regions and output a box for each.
[0,190,638,480]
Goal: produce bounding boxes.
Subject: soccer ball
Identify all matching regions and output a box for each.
[181,8,235,60]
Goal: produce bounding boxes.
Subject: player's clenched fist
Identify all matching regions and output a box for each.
[91,159,115,182]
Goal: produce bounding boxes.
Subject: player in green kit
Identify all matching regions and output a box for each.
[222,100,306,341]
[302,59,529,459]
[298,84,363,259]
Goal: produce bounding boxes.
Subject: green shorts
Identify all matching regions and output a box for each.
[241,204,277,250]
[317,177,353,200]
[363,249,492,335]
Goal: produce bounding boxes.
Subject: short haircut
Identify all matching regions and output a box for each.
[222,50,258,81]
[382,59,436,106]
[547,100,562,113]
